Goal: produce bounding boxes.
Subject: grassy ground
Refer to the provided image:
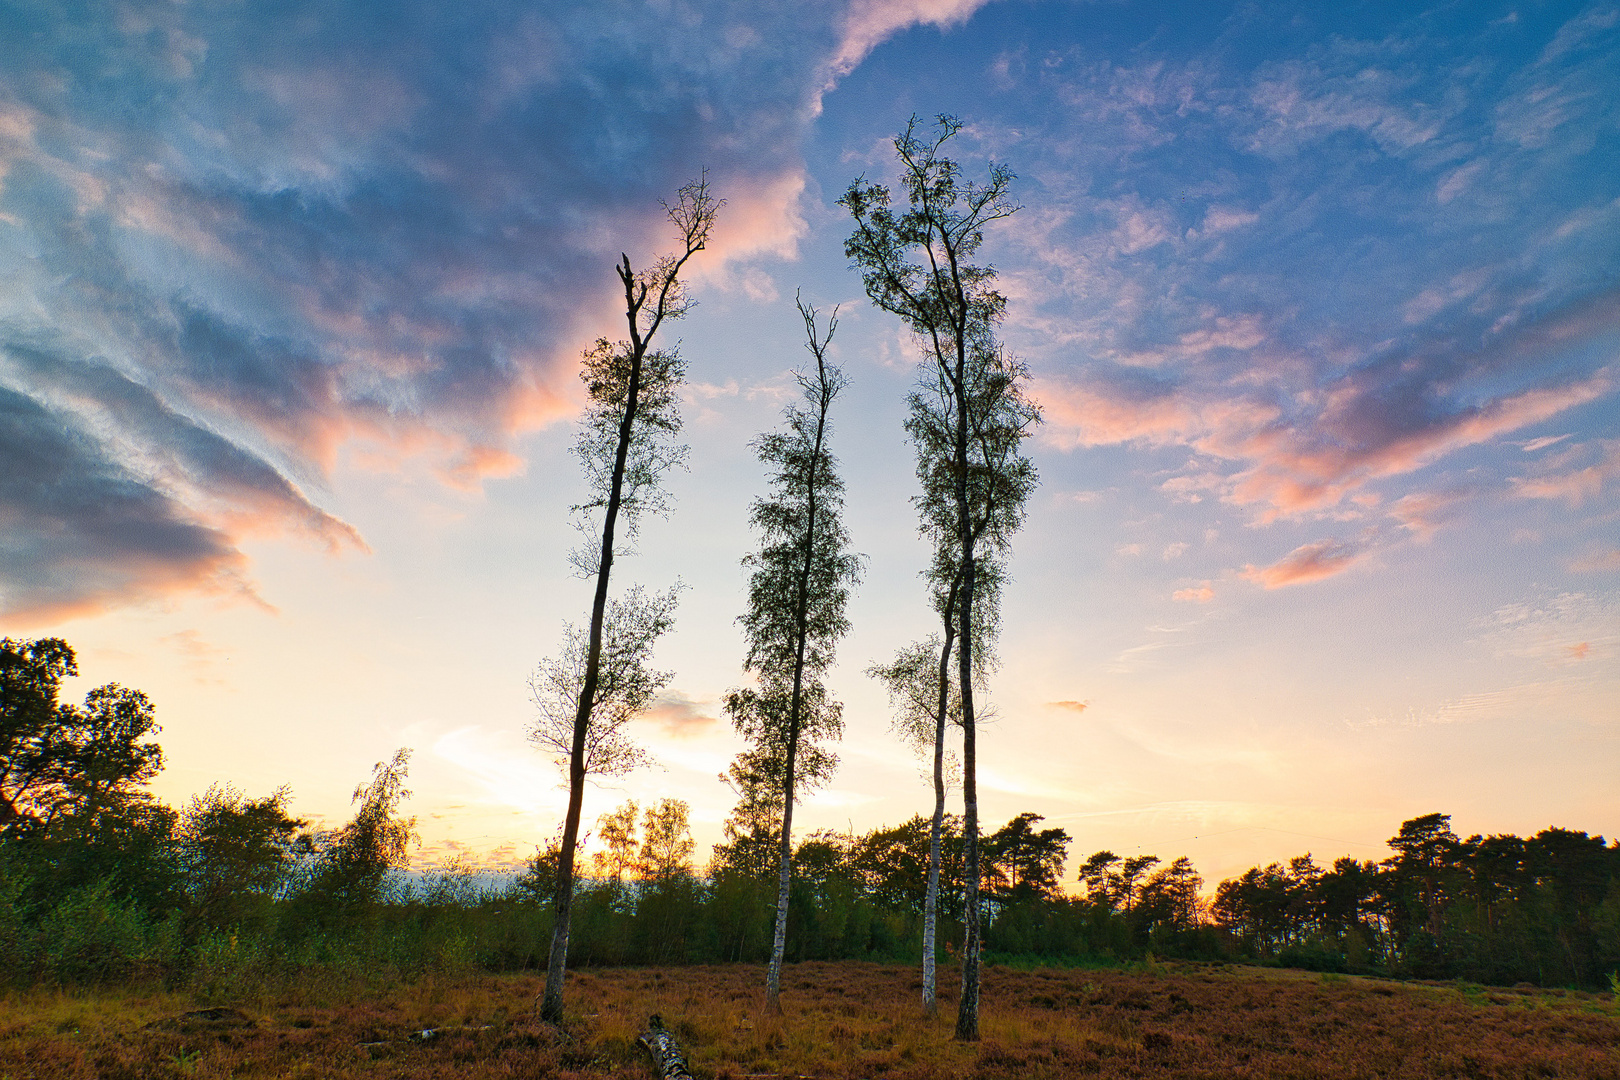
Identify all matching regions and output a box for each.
[3,961,1618,1079]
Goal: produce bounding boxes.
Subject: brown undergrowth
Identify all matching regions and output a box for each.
[2,962,1617,1079]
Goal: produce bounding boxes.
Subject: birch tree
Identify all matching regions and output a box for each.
[724,295,862,1011]
[869,553,1004,1015]
[843,116,1039,1040]
[868,634,957,1014]
[532,178,718,1024]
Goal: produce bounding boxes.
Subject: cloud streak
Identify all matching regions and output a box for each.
[1241,539,1371,589]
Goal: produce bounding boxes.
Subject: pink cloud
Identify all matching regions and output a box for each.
[1172,583,1215,603]
[1388,489,1469,543]
[828,0,998,83]
[437,445,526,492]
[1228,369,1614,521]
[641,692,719,740]
[1570,548,1620,573]
[1042,364,1614,525]
[1510,439,1620,506]
[1241,539,1369,589]
[1037,377,1279,454]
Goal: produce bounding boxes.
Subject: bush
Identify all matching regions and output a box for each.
[36,880,154,983]
[0,873,35,980]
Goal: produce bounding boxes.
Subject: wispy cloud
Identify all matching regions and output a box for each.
[1510,439,1620,506]
[640,692,721,741]
[1010,5,1619,591]
[1241,538,1370,589]
[827,0,1000,85]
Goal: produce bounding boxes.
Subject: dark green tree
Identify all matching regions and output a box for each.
[1080,850,1123,910]
[984,812,1070,903]
[708,753,785,962]
[0,637,77,831]
[631,798,699,964]
[51,685,164,827]
[843,115,1039,1038]
[534,177,718,1023]
[1135,856,1203,936]
[1384,812,1461,947]
[725,294,862,1011]
[11,667,177,914]
[176,783,308,933]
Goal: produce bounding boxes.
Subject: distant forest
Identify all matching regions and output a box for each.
[4,636,1617,993]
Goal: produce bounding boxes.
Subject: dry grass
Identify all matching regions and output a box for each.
[2,962,1617,1078]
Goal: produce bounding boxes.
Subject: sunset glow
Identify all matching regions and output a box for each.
[2,0,1615,889]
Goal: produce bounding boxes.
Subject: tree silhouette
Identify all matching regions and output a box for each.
[984,812,1070,903]
[0,637,78,832]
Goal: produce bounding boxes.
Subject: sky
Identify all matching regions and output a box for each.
[2,0,1616,890]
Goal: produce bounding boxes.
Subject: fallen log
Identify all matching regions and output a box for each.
[637,1014,693,1080]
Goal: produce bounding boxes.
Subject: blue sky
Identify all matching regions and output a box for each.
[2,0,1615,883]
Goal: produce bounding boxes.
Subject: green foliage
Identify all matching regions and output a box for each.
[5,636,1617,995]
[1208,814,1620,987]
[0,868,32,974]
[723,295,862,1003]
[177,782,308,933]
[36,879,156,983]
[287,749,418,923]
[0,636,78,830]
[844,116,1041,1035]
[529,585,680,778]
[535,175,718,1019]
[723,296,860,808]
[188,928,277,1003]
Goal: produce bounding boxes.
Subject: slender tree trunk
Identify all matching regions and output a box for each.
[954,546,980,1040]
[922,573,960,1016]
[542,261,647,1025]
[767,366,831,1012]
[952,333,981,1042]
[767,727,797,1009]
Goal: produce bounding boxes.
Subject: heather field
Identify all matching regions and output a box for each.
[5,962,1619,1080]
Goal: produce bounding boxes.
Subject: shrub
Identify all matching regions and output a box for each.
[37,880,153,983]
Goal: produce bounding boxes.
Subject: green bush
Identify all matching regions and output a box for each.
[0,873,36,979]
[37,880,154,983]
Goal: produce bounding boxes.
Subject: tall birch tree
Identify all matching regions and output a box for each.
[868,551,1000,1015]
[725,295,862,1012]
[868,632,958,1015]
[843,116,1039,1040]
[533,178,718,1024]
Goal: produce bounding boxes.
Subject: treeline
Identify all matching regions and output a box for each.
[4,637,1618,992]
[1212,813,1620,988]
